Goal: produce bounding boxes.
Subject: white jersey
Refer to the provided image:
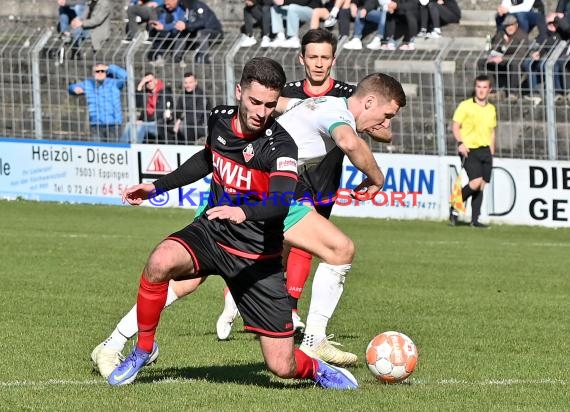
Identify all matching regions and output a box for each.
[277,96,356,166]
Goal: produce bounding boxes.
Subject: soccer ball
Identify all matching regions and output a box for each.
[366,331,418,383]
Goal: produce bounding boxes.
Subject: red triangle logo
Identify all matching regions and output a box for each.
[146,149,172,174]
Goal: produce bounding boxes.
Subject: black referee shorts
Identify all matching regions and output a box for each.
[168,218,294,338]
[461,146,493,183]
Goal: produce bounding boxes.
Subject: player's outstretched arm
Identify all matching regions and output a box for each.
[153,148,213,191]
[332,124,384,190]
[122,183,156,205]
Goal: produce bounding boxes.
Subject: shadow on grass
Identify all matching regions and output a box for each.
[137,362,315,389]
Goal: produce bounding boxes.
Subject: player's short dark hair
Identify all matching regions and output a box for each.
[183,72,195,78]
[301,28,338,56]
[354,73,406,107]
[474,74,492,87]
[239,57,286,92]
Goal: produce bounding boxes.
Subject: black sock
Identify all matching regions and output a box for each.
[288,295,298,311]
[462,185,476,202]
[471,190,483,222]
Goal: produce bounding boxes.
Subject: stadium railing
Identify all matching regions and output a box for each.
[0,21,569,161]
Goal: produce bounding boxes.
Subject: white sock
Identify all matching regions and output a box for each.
[303,263,351,344]
[105,285,179,351]
[330,7,339,18]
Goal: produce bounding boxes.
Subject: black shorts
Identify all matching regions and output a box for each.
[295,177,334,219]
[295,147,344,220]
[461,146,493,183]
[169,219,294,338]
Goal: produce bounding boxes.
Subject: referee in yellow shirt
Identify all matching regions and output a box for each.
[450,74,496,228]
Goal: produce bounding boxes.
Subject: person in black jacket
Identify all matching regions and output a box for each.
[180,0,224,63]
[171,72,209,143]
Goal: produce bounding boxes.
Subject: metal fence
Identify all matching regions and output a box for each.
[1,19,570,160]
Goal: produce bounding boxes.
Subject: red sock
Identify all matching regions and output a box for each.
[286,248,313,307]
[294,348,318,380]
[137,274,168,353]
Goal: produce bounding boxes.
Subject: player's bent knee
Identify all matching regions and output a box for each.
[145,245,180,282]
[144,256,172,283]
[332,236,355,263]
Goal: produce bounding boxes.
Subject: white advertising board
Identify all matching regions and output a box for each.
[444,156,570,228]
[1,139,568,228]
[132,144,210,208]
[0,138,132,205]
[332,153,443,220]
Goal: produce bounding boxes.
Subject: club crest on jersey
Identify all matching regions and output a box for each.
[243,143,255,162]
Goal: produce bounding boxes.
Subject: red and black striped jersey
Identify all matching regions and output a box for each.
[281,78,355,99]
[280,79,355,205]
[201,105,298,259]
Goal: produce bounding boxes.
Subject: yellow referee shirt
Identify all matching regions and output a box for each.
[452,98,496,149]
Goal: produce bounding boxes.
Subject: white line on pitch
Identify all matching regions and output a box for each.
[0,377,566,388]
[411,378,567,385]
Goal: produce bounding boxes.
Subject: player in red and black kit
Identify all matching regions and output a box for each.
[215,29,356,336]
[106,57,358,390]
[280,30,355,328]
[217,29,394,355]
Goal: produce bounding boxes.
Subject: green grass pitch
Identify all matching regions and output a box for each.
[0,200,568,411]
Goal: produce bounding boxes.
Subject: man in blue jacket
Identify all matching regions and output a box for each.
[68,63,127,142]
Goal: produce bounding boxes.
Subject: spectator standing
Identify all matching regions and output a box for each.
[68,63,127,142]
[239,0,273,48]
[120,72,174,143]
